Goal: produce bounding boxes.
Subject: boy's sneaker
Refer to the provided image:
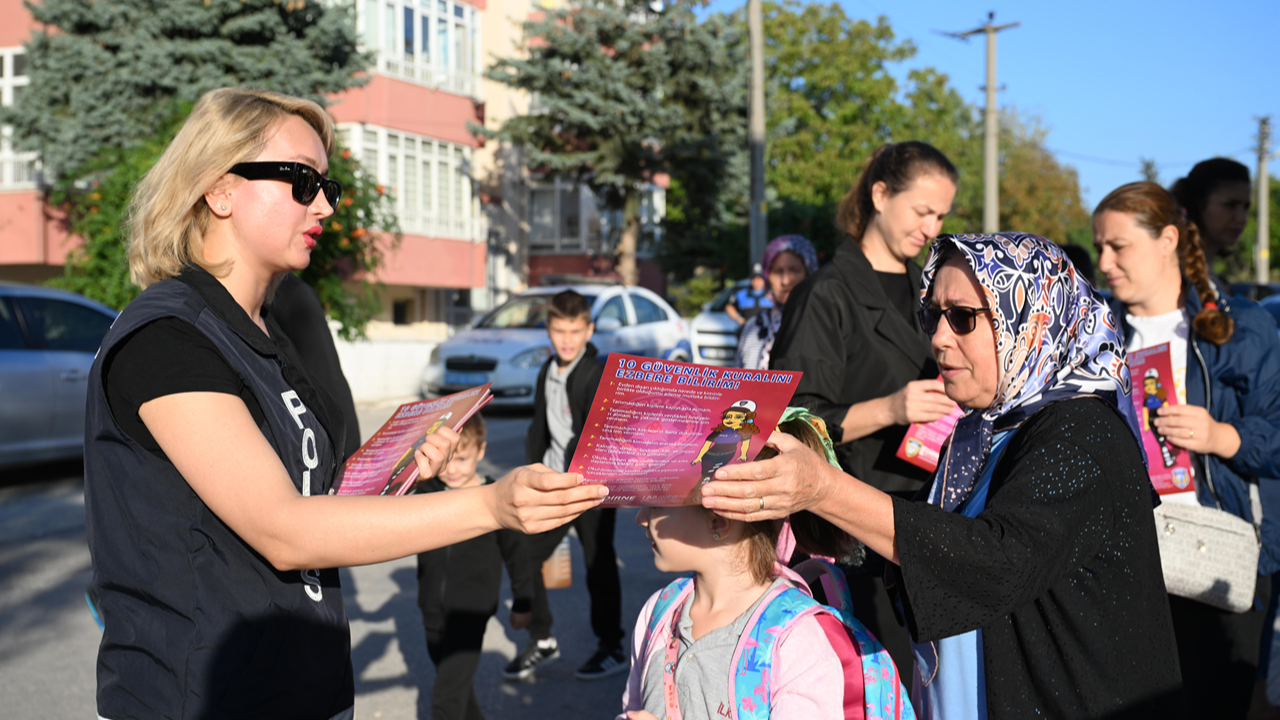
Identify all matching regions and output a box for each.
[502,637,559,680]
[574,645,629,680]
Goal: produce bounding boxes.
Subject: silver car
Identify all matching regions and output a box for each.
[0,284,117,467]
[420,284,692,406]
[689,280,748,366]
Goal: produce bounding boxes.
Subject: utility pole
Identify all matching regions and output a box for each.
[748,0,767,266]
[1256,116,1272,284]
[940,12,1020,232]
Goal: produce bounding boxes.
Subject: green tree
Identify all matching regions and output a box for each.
[7,0,393,337]
[48,104,398,339]
[479,0,746,285]
[5,0,367,178]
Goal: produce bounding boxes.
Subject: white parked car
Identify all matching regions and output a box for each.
[689,280,748,366]
[420,284,692,406]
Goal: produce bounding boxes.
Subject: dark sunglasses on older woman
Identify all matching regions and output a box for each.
[919,305,992,336]
[229,161,343,208]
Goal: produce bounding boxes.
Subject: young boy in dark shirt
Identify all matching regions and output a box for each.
[504,289,627,682]
[416,414,533,719]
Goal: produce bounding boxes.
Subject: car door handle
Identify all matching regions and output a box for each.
[60,370,86,381]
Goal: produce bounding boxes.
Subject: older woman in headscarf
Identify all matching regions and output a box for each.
[700,233,1185,719]
[736,235,819,370]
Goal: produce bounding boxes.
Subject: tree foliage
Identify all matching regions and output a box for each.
[48,104,398,339]
[8,0,393,337]
[5,0,367,178]
[479,0,746,284]
[665,1,1092,277]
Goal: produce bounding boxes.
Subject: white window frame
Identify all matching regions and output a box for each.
[358,0,482,99]
[342,122,481,242]
[0,46,36,190]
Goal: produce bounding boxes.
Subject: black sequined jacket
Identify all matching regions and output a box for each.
[890,397,1187,719]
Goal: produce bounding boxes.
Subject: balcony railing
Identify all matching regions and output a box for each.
[399,213,486,243]
[378,56,480,100]
[0,154,37,190]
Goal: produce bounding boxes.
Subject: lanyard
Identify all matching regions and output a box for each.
[663,598,687,720]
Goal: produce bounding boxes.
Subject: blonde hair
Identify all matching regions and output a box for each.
[126,88,335,288]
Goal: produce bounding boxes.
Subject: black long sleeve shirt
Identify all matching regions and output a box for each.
[891,398,1186,719]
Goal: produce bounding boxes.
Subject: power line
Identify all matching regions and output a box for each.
[1049,146,1254,170]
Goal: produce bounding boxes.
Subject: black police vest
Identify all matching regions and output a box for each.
[84,279,353,720]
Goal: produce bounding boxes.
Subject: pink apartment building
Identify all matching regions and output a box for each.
[0,0,664,360]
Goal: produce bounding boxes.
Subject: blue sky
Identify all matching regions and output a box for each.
[703,0,1280,209]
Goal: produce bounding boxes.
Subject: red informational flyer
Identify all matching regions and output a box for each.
[567,354,802,507]
[331,384,493,497]
[896,406,965,472]
[1128,343,1196,495]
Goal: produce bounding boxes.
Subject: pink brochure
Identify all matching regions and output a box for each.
[896,406,965,472]
[330,383,493,497]
[1128,343,1196,495]
[567,354,801,507]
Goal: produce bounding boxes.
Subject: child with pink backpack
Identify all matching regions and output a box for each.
[618,409,914,720]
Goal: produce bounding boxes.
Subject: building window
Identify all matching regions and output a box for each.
[360,0,480,96]
[393,300,411,325]
[527,179,598,254]
[0,46,36,189]
[344,123,477,241]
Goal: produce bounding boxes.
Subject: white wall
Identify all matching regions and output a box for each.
[335,335,439,405]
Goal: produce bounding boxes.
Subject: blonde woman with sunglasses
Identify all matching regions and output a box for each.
[83,88,606,720]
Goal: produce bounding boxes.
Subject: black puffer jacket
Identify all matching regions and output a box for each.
[415,476,535,631]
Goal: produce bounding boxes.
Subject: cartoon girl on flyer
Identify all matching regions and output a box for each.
[382,411,455,495]
[684,400,760,504]
[1141,368,1179,469]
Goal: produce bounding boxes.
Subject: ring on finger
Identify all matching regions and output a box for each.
[1189,428,1194,439]
[759,497,765,512]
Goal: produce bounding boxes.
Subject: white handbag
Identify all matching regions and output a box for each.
[1153,500,1259,613]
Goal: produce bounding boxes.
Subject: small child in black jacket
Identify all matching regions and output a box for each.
[416,414,533,720]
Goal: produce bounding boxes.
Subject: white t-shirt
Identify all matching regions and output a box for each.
[1126,309,1198,506]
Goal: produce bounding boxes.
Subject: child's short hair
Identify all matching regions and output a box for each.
[546,290,592,325]
[458,413,487,449]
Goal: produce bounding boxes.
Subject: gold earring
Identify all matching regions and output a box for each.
[712,532,721,541]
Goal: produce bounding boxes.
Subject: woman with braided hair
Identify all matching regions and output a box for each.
[1094,180,1280,719]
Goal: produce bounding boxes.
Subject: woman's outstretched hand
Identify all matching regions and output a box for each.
[488,464,608,534]
[699,432,835,521]
[414,426,460,479]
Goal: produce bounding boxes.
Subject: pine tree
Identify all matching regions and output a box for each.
[478,0,746,286]
[4,0,395,338]
[5,0,368,178]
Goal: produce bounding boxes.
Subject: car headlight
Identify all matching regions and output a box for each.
[510,346,554,370]
[429,345,441,365]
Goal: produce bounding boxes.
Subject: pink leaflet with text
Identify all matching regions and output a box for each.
[331,384,492,497]
[568,354,801,507]
[1128,343,1197,495]
[896,406,965,472]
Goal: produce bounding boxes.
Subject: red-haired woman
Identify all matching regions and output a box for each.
[1094,181,1280,719]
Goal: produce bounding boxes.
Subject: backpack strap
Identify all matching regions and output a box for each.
[778,560,917,720]
[730,585,823,720]
[645,576,695,666]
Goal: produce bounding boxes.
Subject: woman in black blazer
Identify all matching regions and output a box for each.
[769,140,959,670]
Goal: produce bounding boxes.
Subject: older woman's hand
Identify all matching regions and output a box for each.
[487,464,609,534]
[699,432,835,521]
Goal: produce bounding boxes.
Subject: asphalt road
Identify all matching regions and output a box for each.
[0,403,676,719]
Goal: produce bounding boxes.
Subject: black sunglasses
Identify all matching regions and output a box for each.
[919,305,992,336]
[228,161,342,208]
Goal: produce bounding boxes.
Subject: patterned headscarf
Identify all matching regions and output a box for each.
[762,235,819,277]
[920,233,1143,512]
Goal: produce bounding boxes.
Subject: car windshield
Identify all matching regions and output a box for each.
[478,293,598,329]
